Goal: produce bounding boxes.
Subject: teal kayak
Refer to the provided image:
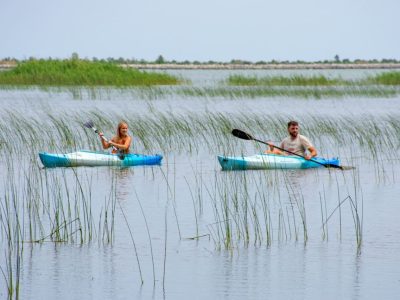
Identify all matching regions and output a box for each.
[218,154,339,170]
[39,150,162,168]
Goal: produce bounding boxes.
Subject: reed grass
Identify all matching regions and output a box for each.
[0,102,394,295]
[1,109,399,172]
[228,72,400,86]
[134,189,156,285]
[222,73,400,98]
[189,163,367,250]
[176,86,398,98]
[228,74,348,86]
[0,156,121,297]
[369,71,400,85]
[1,81,398,99]
[0,60,180,86]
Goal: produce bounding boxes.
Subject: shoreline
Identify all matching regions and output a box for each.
[123,63,400,70]
[1,62,400,70]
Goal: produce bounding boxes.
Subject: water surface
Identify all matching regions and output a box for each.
[0,69,399,300]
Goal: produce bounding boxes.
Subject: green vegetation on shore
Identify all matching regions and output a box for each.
[1,54,400,66]
[227,72,400,86]
[0,58,399,97]
[0,59,180,86]
[228,75,348,86]
[369,71,400,85]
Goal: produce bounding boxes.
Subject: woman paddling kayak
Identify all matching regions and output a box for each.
[99,121,132,154]
[39,120,163,168]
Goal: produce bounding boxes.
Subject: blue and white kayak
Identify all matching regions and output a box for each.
[39,150,163,168]
[218,154,339,170]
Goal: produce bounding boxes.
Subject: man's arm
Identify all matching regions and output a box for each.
[305,146,317,160]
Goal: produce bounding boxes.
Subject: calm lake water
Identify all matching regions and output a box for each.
[1,69,400,299]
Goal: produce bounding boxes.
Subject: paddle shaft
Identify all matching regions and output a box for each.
[94,128,124,159]
[85,122,119,152]
[231,128,344,170]
[92,128,111,143]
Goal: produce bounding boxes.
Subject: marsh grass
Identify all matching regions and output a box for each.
[133,189,156,285]
[1,109,399,172]
[369,71,400,85]
[175,86,398,98]
[1,163,116,245]
[0,103,394,274]
[228,72,400,86]
[189,164,366,250]
[0,103,388,297]
[222,73,400,98]
[1,82,398,100]
[228,74,349,86]
[202,171,297,249]
[1,171,125,298]
[0,60,180,86]
[2,79,387,296]
[0,158,121,297]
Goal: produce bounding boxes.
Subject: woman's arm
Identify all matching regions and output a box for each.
[99,133,111,149]
[109,136,132,151]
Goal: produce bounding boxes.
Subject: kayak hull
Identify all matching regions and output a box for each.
[218,154,339,170]
[39,150,163,168]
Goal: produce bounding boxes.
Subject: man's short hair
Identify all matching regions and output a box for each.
[287,120,299,128]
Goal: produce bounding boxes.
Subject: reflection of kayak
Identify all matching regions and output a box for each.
[39,150,163,168]
[218,154,340,170]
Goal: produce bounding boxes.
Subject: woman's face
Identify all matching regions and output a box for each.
[120,124,128,136]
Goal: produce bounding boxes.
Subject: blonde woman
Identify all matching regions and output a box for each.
[99,121,132,154]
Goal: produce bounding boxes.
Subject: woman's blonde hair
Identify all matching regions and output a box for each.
[117,121,128,138]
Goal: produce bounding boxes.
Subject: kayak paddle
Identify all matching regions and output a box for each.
[231,129,349,170]
[83,120,123,158]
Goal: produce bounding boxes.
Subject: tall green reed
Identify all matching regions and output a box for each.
[0,60,180,86]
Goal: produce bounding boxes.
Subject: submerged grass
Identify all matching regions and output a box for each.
[223,72,400,97]
[228,74,348,86]
[1,109,399,169]
[176,86,397,98]
[197,167,365,250]
[0,60,180,86]
[2,70,400,99]
[227,72,400,86]
[368,71,400,85]
[0,102,393,295]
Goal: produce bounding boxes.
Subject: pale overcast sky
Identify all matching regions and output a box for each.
[1,0,399,62]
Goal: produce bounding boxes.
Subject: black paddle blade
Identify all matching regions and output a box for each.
[83,120,94,129]
[231,129,254,141]
[324,164,343,169]
[324,164,355,170]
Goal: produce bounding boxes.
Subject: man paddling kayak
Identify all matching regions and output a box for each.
[266,120,317,160]
[99,121,132,154]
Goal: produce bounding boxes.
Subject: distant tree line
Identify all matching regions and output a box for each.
[0,53,399,65]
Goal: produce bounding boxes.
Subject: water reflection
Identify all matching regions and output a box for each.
[110,167,135,201]
[1,69,400,299]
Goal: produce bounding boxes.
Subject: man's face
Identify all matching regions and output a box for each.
[288,125,299,137]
